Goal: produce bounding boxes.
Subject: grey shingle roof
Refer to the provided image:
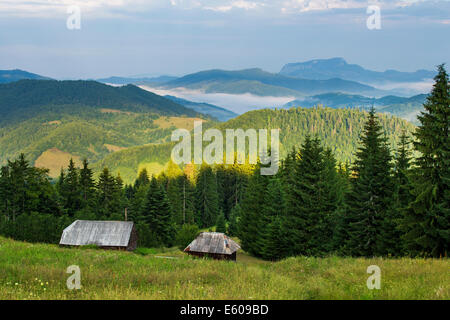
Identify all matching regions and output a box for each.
[184,232,240,255]
[60,220,134,247]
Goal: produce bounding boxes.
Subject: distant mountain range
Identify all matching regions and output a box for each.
[158,68,385,97]
[1,57,433,124]
[0,69,51,83]
[284,92,427,124]
[163,95,238,121]
[280,58,435,84]
[96,75,178,86]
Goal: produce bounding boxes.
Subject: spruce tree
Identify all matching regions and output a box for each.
[260,177,288,260]
[402,64,450,257]
[64,159,82,216]
[194,163,219,228]
[134,168,150,189]
[227,203,241,236]
[284,135,325,256]
[239,162,267,256]
[318,148,341,254]
[97,167,121,218]
[141,177,176,247]
[79,159,96,209]
[344,108,395,257]
[215,210,227,233]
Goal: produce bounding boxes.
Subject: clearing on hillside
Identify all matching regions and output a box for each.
[34,148,82,177]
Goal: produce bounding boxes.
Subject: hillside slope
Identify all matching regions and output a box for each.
[0,80,210,175]
[0,236,448,300]
[95,107,416,183]
[0,80,201,124]
[164,95,238,121]
[284,93,427,124]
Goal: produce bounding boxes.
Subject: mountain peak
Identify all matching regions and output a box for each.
[0,69,51,83]
[279,58,435,84]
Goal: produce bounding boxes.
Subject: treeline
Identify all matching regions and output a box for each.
[0,152,252,249]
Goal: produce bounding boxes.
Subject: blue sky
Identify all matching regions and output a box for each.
[0,0,449,79]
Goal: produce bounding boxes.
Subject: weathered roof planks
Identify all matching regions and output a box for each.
[59,220,137,251]
[184,232,240,260]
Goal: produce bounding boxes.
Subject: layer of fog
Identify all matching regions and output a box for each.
[369,80,433,96]
[139,85,295,114]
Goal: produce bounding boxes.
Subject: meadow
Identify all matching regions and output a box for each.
[0,236,448,300]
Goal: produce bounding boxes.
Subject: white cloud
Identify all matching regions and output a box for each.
[0,0,448,18]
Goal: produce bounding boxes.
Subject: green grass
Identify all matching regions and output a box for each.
[0,236,448,300]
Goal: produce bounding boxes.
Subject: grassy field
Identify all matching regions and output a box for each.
[0,236,448,300]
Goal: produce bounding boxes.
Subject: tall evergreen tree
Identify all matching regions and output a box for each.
[62,159,82,216]
[79,159,96,209]
[141,177,176,247]
[215,210,227,233]
[284,135,325,256]
[97,167,123,218]
[194,163,219,228]
[227,203,241,236]
[260,177,288,260]
[239,162,267,255]
[402,64,450,257]
[344,108,395,257]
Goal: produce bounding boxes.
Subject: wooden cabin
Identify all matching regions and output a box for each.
[59,220,137,251]
[184,232,240,261]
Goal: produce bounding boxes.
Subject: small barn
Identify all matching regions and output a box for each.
[184,232,240,261]
[60,220,137,251]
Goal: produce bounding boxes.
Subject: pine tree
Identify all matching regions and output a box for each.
[134,168,150,189]
[402,64,450,257]
[97,167,121,218]
[260,177,288,260]
[239,162,267,256]
[284,135,325,256]
[318,148,341,254]
[344,108,395,257]
[227,203,241,236]
[215,211,227,233]
[331,162,351,253]
[79,159,96,209]
[63,159,82,216]
[141,177,176,247]
[394,131,413,211]
[194,163,219,228]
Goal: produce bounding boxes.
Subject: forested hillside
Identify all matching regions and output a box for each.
[0,80,210,175]
[0,80,201,124]
[96,107,415,183]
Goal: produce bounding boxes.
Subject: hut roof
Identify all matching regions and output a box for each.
[184,232,240,255]
[59,220,134,247]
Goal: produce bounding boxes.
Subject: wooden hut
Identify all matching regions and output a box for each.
[184,232,240,261]
[59,220,137,251]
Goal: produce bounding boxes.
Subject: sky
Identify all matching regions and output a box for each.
[0,0,449,79]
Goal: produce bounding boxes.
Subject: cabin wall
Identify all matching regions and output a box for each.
[186,251,236,261]
[127,225,138,251]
